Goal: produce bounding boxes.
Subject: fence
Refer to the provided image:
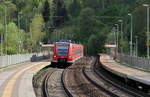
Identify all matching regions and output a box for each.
[116,54,150,71]
[0,52,51,68]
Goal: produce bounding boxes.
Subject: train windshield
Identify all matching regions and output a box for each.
[56,43,69,56]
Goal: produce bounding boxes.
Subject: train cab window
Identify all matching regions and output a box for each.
[56,43,69,56]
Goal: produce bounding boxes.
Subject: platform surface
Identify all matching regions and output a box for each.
[0,60,50,97]
[100,54,150,86]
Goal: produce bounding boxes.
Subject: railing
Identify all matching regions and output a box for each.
[116,54,150,71]
[0,52,51,69]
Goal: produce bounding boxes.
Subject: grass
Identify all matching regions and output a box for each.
[35,65,53,75]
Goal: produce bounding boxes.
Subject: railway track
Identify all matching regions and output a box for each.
[82,57,122,97]
[63,58,112,97]
[42,58,110,97]
[43,70,56,97]
[61,68,73,97]
[33,69,50,97]
[43,66,73,97]
[82,64,119,97]
[92,56,149,97]
[40,56,149,97]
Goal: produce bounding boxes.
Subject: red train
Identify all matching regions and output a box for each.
[51,41,83,64]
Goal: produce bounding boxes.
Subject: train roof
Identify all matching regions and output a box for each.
[56,40,80,44]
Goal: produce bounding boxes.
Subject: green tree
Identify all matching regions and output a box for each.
[7,22,19,54]
[87,31,107,55]
[42,0,50,23]
[53,0,68,27]
[76,8,104,42]
[31,14,45,51]
[132,6,147,56]
[69,0,81,18]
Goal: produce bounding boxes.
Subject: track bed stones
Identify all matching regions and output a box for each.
[46,69,67,97]
[33,56,149,97]
[33,68,51,97]
[64,58,110,97]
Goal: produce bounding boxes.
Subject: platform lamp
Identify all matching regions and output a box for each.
[18,12,22,54]
[4,1,11,55]
[115,24,119,53]
[128,13,133,56]
[143,4,149,58]
[118,19,123,53]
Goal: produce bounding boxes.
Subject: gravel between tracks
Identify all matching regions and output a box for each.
[85,57,133,97]
[33,69,50,97]
[34,56,141,97]
[46,69,67,97]
[64,58,110,97]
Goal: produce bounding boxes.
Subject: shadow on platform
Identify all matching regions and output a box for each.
[30,55,50,62]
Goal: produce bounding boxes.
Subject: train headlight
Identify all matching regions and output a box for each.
[69,56,71,58]
[54,56,56,58]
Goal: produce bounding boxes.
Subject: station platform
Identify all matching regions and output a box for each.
[99,54,150,86]
[0,60,50,97]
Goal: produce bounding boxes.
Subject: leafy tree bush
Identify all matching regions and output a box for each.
[7,22,19,54]
[31,14,45,51]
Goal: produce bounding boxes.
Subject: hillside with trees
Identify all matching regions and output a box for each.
[0,0,149,56]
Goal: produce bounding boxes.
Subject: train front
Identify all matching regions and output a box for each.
[52,42,70,64]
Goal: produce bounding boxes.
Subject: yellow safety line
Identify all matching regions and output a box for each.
[1,62,42,97]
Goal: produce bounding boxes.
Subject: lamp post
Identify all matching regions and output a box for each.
[135,35,138,57]
[143,4,149,58]
[112,27,116,46]
[115,24,119,53]
[18,12,22,54]
[54,29,57,42]
[128,13,133,56]
[0,0,11,55]
[0,34,3,56]
[0,11,3,56]
[119,19,123,53]
[4,1,11,55]
[30,19,32,53]
[4,4,7,55]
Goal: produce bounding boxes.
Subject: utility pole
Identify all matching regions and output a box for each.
[119,19,123,53]
[102,0,105,10]
[135,36,138,57]
[54,29,57,42]
[18,12,22,54]
[143,4,149,58]
[1,34,3,56]
[4,5,7,55]
[0,11,3,56]
[128,13,133,56]
[30,21,32,53]
[115,24,119,53]
[112,27,116,45]
[1,1,11,55]
[26,18,28,32]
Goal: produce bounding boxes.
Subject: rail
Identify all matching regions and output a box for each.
[82,57,119,97]
[61,68,73,97]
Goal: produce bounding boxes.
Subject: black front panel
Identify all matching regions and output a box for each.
[58,58,67,63]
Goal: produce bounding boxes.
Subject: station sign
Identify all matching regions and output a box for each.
[19,40,21,45]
